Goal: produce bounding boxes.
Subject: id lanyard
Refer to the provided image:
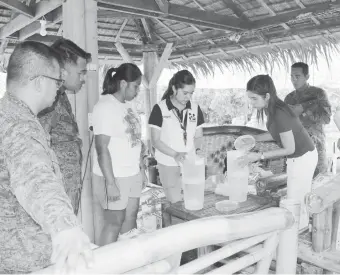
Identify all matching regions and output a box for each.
[172,109,187,146]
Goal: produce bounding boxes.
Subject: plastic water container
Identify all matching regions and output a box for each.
[181,155,205,210]
[215,200,239,212]
[227,150,249,202]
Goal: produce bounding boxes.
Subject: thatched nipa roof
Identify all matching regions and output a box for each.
[1,0,340,74]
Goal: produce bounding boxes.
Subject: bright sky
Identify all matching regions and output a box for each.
[0,55,339,95]
[157,57,340,90]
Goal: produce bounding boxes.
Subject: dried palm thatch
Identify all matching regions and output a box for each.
[2,0,340,77]
[171,35,340,77]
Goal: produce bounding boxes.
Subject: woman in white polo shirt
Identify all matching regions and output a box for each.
[149,70,205,203]
[92,63,146,244]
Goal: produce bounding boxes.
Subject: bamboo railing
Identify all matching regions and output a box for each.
[34,199,299,274]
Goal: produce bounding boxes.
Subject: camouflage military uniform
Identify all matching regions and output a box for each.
[284,85,331,177]
[39,91,82,214]
[0,93,79,273]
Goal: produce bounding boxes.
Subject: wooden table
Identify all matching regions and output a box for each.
[161,191,277,227]
[161,191,277,268]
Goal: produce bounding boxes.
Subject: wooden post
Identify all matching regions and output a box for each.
[276,199,300,274]
[62,0,96,242]
[143,44,172,153]
[255,232,279,274]
[312,206,333,252]
[305,174,340,214]
[84,0,101,245]
[143,51,158,152]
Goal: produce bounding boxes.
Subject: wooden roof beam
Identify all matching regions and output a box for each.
[115,42,149,88]
[256,0,303,43]
[97,9,145,19]
[190,3,217,47]
[154,0,169,14]
[115,19,128,42]
[155,18,181,39]
[134,19,149,45]
[19,6,62,40]
[0,0,34,17]
[294,0,321,26]
[221,0,249,22]
[169,32,340,63]
[141,18,157,43]
[252,0,340,29]
[97,0,248,31]
[149,42,172,88]
[0,0,63,39]
[171,20,340,56]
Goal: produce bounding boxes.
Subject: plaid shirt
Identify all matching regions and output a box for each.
[0,93,79,273]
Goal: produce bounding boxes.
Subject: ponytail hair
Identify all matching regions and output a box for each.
[161,70,196,100]
[246,74,295,123]
[102,63,142,95]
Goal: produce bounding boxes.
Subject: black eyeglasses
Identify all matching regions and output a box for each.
[30,75,65,89]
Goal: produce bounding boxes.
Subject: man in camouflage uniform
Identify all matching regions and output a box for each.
[285,62,331,177]
[0,41,92,273]
[38,39,91,215]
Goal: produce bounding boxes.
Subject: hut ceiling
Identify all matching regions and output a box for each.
[1,0,340,74]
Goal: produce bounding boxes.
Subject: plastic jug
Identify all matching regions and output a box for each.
[227,150,249,202]
[181,154,205,210]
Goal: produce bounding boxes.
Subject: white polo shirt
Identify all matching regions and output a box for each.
[148,98,204,166]
[92,94,142,177]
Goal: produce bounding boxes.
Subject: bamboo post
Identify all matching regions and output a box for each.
[84,0,100,246]
[35,208,294,274]
[331,201,340,251]
[255,231,279,274]
[312,205,333,252]
[143,45,172,153]
[62,0,95,242]
[143,51,157,152]
[305,173,340,214]
[276,199,301,274]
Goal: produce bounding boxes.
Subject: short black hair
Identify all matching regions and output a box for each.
[51,38,91,65]
[291,62,309,76]
[7,40,61,87]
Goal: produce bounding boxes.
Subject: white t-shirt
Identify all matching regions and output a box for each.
[92,94,142,177]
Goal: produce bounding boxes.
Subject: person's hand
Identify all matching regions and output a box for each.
[174,152,187,164]
[237,152,261,167]
[107,178,121,202]
[288,104,304,116]
[51,226,94,273]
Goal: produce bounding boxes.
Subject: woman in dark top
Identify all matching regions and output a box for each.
[240,74,317,229]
